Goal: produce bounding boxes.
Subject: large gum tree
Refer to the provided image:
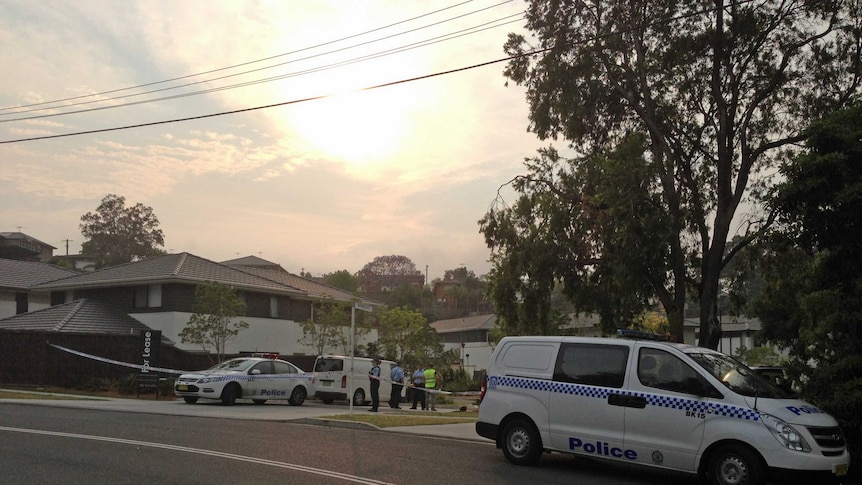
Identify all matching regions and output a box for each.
[485,0,861,347]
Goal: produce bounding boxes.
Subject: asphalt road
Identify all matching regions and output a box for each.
[0,400,703,485]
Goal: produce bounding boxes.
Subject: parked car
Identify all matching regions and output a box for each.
[477,336,849,485]
[174,356,313,406]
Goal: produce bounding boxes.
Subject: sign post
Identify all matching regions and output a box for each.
[348,301,373,416]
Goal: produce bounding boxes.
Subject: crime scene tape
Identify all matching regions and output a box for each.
[359,372,455,395]
[48,343,188,375]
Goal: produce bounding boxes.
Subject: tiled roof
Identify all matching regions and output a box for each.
[220,255,283,270]
[0,298,164,337]
[431,314,496,333]
[0,232,56,249]
[0,259,79,290]
[230,265,383,306]
[30,252,305,296]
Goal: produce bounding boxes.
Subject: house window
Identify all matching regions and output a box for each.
[133,284,162,308]
[15,292,28,314]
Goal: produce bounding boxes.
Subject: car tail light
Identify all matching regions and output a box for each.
[479,375,487,404]
[341,375,347,388]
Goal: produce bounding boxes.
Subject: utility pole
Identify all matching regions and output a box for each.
[61,239,73,256]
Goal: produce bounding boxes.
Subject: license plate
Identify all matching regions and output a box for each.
[834,463,848,476]
[177,384,188,391]
[322,381,332,387]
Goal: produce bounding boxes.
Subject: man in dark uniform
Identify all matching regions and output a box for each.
[368,357,381,412]
[389,361,404,409]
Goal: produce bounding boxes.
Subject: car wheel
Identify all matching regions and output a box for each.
[501,418,543,466]
[220,383,239,406]
[183,397,198,404]
[252,399,267,405]
[707,445,765,485]
[352,389,365,406]
[289,386,307,406]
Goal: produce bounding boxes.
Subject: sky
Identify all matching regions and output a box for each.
[0,0,550,282]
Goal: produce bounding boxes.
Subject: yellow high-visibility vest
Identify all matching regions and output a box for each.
[424,368,436,388]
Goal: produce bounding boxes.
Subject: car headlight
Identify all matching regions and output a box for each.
[199,377,212,384]
[760,413,811,452]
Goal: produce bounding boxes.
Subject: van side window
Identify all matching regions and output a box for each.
[638,348,711,395]
[553,343,628,388]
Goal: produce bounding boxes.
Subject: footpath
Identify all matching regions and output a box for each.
[0,389,488,443]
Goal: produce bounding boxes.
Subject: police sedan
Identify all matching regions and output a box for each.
[174,357,313,406]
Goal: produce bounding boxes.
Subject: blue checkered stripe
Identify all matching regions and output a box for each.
[490,376,760,422]
[207,374,313,383]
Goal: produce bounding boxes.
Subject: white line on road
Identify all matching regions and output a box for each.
[0,425,393,485]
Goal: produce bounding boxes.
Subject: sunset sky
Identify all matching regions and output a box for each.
[0,0,550,282]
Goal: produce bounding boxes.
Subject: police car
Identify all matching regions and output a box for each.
[174,356,313,406]
[476,334,850,485]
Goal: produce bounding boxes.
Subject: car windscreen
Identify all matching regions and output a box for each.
[314,358,344,372]
[688,351,786,398]
[208,358,256,372]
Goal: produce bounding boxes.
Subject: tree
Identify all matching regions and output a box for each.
[79,194,165,268]
[179,281,249,364]
[322,270,362,294]
[752,103,862,467]
[377,307,443,365]
[493,0,861,347]
[359,255,422,277]
[298,300,351,355]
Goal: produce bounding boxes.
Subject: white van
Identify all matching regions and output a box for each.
[476,335,850,485]
[312,355,403,405]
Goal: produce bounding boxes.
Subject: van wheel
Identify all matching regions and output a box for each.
[220,383,239,406]
[352,389,365,406]
[501,418,542,466]
[289,386,307,406]
[707,445,764,485]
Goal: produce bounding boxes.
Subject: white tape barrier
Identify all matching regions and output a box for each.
[362,371,453,395]
[48,343,188,375]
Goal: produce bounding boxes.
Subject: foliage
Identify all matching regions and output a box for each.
[492,0,861,347]
[179,281,249,364]
[359,255,422,276]
[752,103,862,472]
[323,270,362,293]
[79,194,165,268]
[299,300,351,355]
[376,307,443,365]
[732,346,781,367]
[482,137,668,336]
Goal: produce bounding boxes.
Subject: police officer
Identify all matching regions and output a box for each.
[368,357,381,412]
[410,364,425,410]
[389,361,404,409]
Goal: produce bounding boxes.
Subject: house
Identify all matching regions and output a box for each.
[0,259,78,318]
[26,252,380,356]
[432,280,460,308]
[430,314,496,373]
[361,274,425,294]
[0,232,56,262]
[684,317,769,357]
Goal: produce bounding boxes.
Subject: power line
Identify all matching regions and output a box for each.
[0,13,524,123]
[0,1,746,145]
[0,0,517,116]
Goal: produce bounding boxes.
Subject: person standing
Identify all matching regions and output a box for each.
[368,357,381,412]
[389,361,404,409]
[424,362,440,411]
[410,364,426,410]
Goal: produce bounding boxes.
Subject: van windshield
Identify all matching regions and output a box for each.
[688,351,786,399]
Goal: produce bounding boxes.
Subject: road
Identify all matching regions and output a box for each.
[0,402,701,485]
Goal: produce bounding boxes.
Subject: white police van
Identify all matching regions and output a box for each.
[312,355,403,405]
[476,334,850,485]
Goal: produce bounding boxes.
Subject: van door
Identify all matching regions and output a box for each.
[548,342,630,457]
[623,345,716,472]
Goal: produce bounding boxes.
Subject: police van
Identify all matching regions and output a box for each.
[312,355,403,405]
[476,334,850,485]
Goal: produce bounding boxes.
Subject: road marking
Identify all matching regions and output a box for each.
[0,425,393,484]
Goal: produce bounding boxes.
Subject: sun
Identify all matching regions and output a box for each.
[287,82,417,166]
